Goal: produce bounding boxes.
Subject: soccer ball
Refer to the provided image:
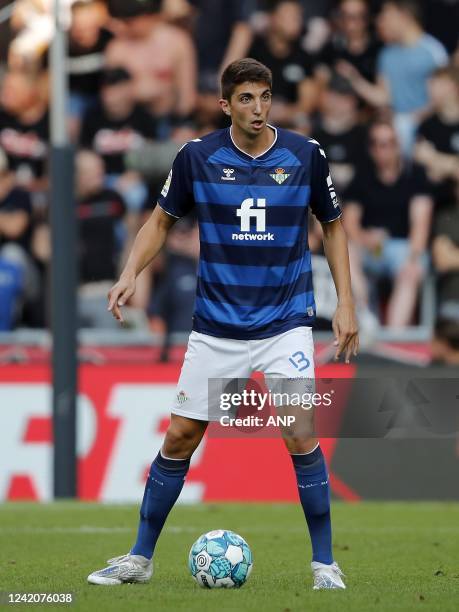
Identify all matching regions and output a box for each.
[188,529,253,588]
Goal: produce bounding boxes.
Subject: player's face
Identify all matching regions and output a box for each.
[221,82,272,138]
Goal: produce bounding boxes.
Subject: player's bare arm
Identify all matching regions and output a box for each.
[321,217,359,363]
[108,206,176,323]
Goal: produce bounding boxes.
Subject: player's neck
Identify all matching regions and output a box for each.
[230,124,276,158]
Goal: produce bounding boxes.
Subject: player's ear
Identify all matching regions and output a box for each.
[219,98,232,116]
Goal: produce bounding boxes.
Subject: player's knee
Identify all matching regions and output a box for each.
[163,419,206,458]
[163,428,193,457]
[283,432,315,454]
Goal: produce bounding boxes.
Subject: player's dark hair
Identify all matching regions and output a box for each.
[383,0,423,25]
[221,58,272,101]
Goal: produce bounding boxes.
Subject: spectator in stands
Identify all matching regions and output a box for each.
[343,120,434,327]
[315,0,381,86]
[255,0,333,54]
[32,149,131,329]
[337,0,448,154]
[162,0,193,26]
[0,147,39,329]
[0,68,48,192]
[148,215,199,341]
[312,74,366,193]
[79,67,157,227]
[191,0,254,93]
[76,150,126,328]
[298,0,333,53]
[8,0,54,70]
[431,177,459,364]
[249,0,318,126]
[415,65,459,209]
[67,0,112,138]
[189,0,254,129]
[105,0,197,126]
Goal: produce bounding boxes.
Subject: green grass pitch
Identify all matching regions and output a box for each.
[1,502,458,611]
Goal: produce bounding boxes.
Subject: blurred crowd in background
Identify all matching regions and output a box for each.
[0,0,458,362]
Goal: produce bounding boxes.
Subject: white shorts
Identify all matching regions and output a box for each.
[172,326,315,422]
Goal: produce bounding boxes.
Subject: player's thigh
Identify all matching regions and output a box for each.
[172,331,251,422]
[252,326,316,445]
[251,326,315,379]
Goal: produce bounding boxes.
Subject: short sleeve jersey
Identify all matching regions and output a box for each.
[158,127,341,340]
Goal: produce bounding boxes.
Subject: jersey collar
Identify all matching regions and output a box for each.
[228,124,278,162]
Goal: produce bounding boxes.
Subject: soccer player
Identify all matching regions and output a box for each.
[87,58,359,589]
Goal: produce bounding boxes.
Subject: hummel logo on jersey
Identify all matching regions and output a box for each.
[221,168,236,181]
[233,198,274,241]
[327,174,339,208]
[270,167,290,185]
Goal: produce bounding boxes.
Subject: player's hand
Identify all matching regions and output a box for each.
[107,274,136,323]
[332,302,359,364]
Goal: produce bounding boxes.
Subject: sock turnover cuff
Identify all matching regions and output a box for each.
[154,450,190,474]
[290,444,324,468]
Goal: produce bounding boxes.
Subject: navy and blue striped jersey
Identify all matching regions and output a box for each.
[158,126,341,340]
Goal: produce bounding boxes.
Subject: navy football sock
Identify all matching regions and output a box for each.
[291,444,333,565]
[131,451,190,559]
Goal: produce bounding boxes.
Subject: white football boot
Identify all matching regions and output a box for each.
[311,561,346,590]
[87,553,153,585]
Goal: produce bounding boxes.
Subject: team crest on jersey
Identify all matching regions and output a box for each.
[270,168,290,185]
[221,168,236,181]
[177,390,188,405]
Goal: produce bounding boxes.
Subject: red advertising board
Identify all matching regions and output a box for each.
[0,364,358,503]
